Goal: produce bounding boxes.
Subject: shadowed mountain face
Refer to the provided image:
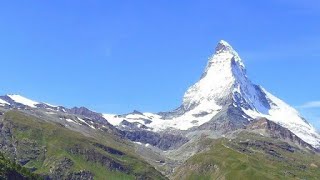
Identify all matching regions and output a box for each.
[0,40,319,179]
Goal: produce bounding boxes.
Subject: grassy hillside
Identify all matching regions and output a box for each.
[173,132,320,180]
[0,111,167,180]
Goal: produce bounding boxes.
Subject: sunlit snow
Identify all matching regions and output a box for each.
[7,94,39,108]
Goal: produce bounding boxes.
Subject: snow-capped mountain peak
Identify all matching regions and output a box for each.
[183,40,247,111]
[104,40,320,149]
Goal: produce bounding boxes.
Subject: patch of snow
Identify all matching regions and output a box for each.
[66,118,82,125]
[57,107,66,112]
[242,115,251,121]
[8,94,39,108]
[134,142,142,145]
[0,99,9,106]
[66,118,74,123]
[76,117,95,129]
[88,124,96,129]
[103,114,123,126]
[43,102,58,107]
[77,117,86,123]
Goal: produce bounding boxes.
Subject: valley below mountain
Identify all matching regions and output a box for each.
[0,40,319,180]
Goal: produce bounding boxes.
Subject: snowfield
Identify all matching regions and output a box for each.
[7,94,39,108]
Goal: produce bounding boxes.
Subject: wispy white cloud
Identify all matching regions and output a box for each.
[298,101,320,109]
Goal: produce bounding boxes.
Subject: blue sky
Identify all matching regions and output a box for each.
[0,1,320,130]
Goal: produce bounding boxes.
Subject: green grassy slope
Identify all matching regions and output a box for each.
[173,132,320,180]
[0,111,167,180]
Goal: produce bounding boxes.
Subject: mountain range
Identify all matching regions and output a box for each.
[0,40,319,179]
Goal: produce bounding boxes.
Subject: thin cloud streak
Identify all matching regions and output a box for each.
[298,101,320,109]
